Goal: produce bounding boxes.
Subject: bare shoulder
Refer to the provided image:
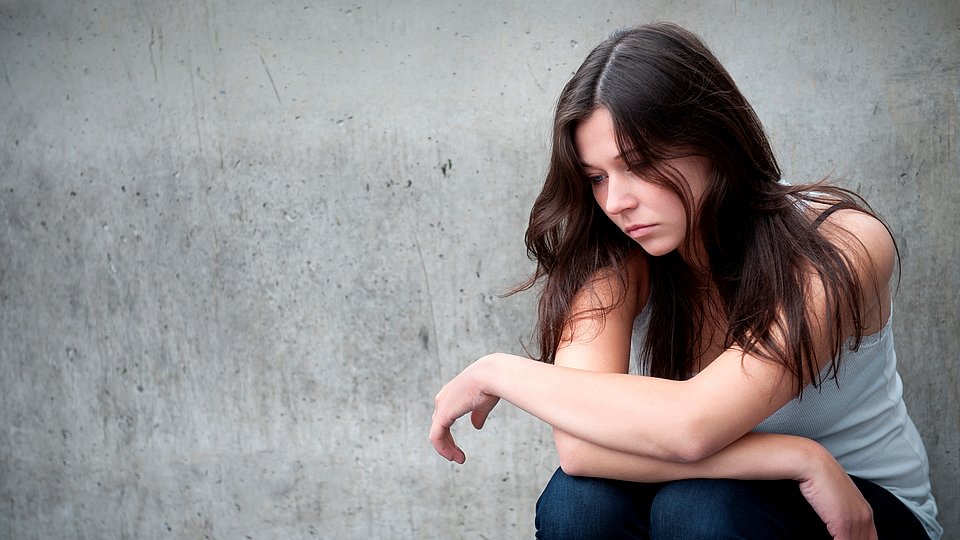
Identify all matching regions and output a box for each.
[815,206,896,334]
[820,207,897,286]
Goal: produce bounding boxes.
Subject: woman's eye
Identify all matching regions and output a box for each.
[588,174,606,185]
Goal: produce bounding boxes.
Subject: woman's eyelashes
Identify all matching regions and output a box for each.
[586,164,640,185]
[588,173,608,185]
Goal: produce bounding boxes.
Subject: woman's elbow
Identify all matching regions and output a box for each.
[557,454,586,477]
[667,416,729,463]
[553,430,592,477]
[668,439,713,464]
[643,412,721,463]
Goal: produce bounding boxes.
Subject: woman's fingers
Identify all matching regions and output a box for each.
[430,357,500,464]
[431,394,499,463]
[430,383,468,463]
[470,395,500,430]
[429,417,466,463]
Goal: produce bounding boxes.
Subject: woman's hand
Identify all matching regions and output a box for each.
[798,447,877,540]
[429,354,501,464]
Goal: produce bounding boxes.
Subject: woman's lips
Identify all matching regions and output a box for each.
[626,224,656,238]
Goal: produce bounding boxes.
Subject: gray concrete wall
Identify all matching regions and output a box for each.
[1,1,956,538]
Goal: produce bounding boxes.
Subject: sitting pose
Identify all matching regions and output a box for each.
[429,22,941,539]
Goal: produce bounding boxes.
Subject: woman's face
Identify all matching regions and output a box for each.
[574,108,710,258]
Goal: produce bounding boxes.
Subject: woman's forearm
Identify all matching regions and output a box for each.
[475,353,697,460]
[553,428,832,484]
[477,352,789,462]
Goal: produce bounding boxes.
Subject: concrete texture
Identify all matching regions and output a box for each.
[0,0,957,538]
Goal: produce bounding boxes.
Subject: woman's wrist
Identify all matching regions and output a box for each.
[475,353,510,397]
[792,436,838,482]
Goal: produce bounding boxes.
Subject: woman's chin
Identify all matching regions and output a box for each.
[636,240,678,257]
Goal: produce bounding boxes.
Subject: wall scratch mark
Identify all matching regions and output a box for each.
[413,226,442,374]
[187,65,205,160]
[3,60,22,111]
[260,54,281,105]
[148,26,158,83]
[525,59,544,92]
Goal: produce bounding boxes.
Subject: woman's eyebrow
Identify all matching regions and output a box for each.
[579,153,630,168]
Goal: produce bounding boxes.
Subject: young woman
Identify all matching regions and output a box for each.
[429,22,941,540]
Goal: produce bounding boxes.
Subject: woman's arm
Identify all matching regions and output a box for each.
[430,351,791,463]
[431,211,896,464]
[428,356,875,539]
[554,429,831,483]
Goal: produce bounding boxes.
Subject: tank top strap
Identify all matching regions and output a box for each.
[812,203,846,228]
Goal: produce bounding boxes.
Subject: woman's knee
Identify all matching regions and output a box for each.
[535,468,652,539]
[650,478,825,540]
[649,479,742,538]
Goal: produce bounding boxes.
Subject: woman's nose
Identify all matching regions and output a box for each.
[603,174,638,215]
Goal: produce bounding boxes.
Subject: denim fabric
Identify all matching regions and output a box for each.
[535,468,929,539]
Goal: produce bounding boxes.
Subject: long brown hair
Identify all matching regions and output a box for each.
[516,22,889,393]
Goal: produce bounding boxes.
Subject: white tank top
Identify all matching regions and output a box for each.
[629,307,942,539]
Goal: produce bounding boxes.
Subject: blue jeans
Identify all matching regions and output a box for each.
[535,468,929,539]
